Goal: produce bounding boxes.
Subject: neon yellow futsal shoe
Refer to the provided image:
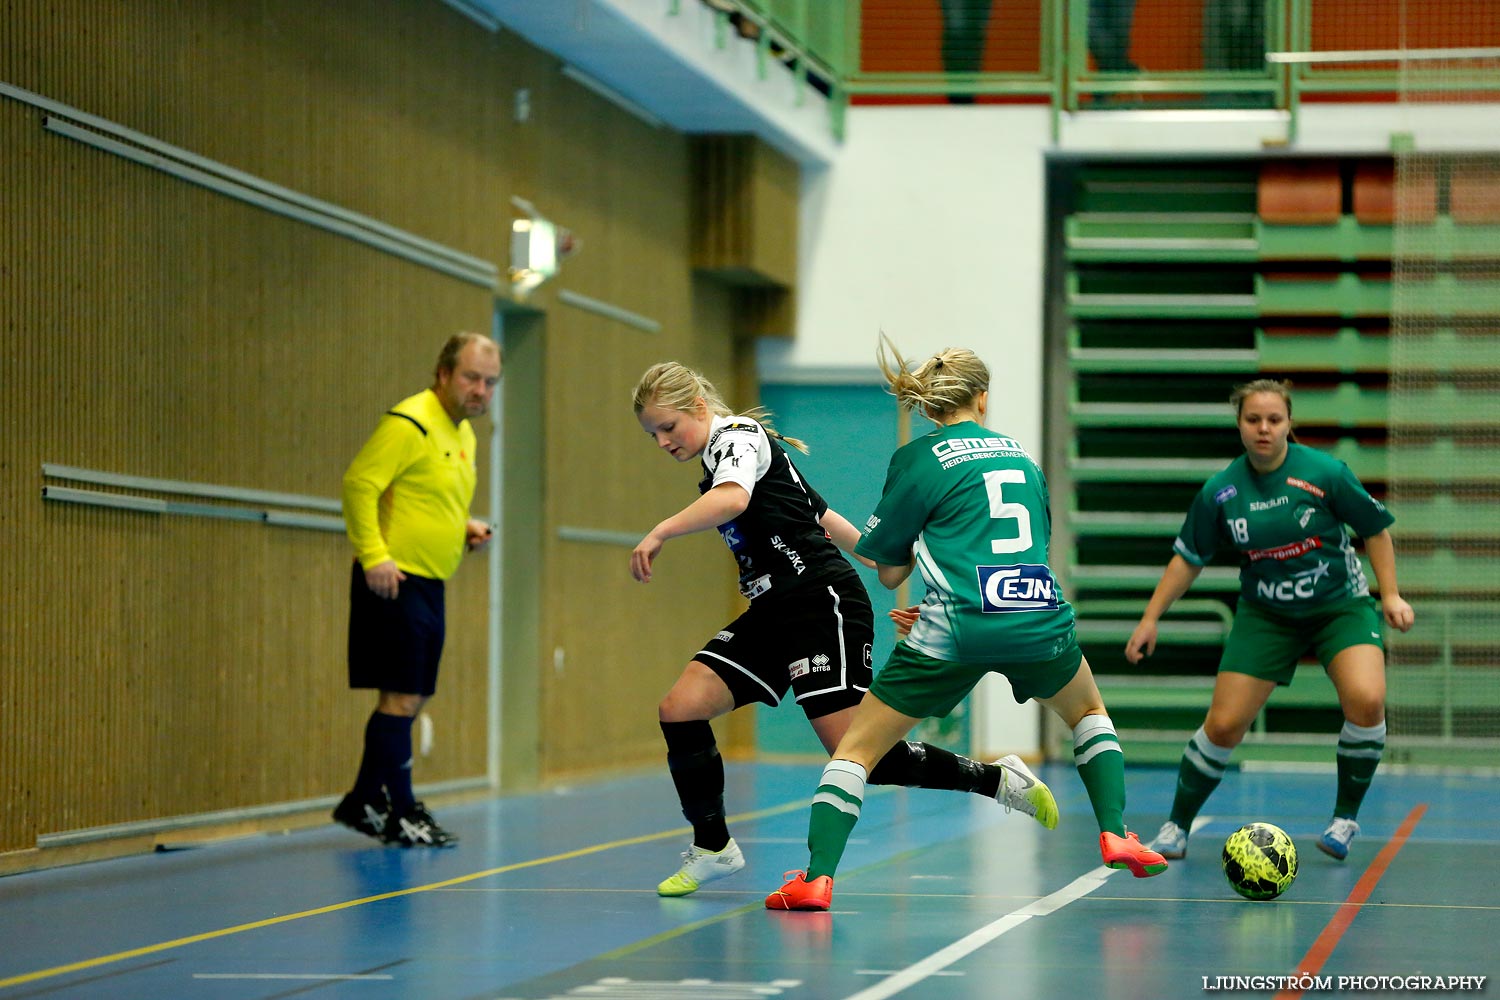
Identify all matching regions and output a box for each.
[994,755,1059,830]
[656,838,745,896]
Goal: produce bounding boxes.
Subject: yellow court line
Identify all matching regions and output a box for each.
[0,795,826,990]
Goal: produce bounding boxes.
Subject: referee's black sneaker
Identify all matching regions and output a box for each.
[332,791,390,841]
[383,802,458,848]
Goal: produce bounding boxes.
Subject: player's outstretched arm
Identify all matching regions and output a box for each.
[630,483,750,583]
[1124,555,1202,663]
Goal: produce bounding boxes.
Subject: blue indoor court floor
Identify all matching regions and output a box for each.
[1,760,1494,1000]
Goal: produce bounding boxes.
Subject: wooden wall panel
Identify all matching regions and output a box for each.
[0,0,764,862]
[0,0,502,859]
[523,64,748,776]
[691,135,800,288]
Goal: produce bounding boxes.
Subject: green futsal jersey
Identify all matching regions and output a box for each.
[855,421,1075,663]
[1175,442,1395,617]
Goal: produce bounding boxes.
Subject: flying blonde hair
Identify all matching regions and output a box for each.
[632,361,808,454]
[875,334,991,422]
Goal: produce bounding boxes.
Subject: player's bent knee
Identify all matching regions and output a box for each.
[1203,719,1251,749]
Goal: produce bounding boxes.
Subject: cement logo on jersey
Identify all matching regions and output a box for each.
[977,564,1060,613]
[788,657,810,679]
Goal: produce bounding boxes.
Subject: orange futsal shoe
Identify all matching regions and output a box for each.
[1100,830,1169,878]
[765,870,834,910]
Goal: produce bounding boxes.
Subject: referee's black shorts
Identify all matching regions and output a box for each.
[347,561,446,697]
[693,576,874,720]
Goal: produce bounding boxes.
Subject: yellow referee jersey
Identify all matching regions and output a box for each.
[342,389,477,581]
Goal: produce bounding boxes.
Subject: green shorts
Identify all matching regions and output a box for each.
[1219,596,1385,686]
[869,638,1084,720]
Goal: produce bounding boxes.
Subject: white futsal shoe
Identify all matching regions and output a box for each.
[993,755,1059,830]
[657,837,746,896]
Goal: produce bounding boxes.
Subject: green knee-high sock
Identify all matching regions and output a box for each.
[1073,715,1126,836]
[1170,726,1234,828]
[1334,720,1385,819]
[806,759,867,880]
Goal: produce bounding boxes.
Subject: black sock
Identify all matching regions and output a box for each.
[352,711,387,800]
[661,720,730,851]
[368,712,416,814]
[869,741,998,797]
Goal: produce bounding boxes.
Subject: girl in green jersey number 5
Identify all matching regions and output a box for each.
[766,339,1168,912]
[1125,379,1415,862]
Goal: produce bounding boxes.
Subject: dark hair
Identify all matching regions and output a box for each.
[433,332,499,378]
[1230,378,1293,419]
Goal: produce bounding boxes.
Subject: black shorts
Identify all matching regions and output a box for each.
[347,561,446,696]
[694,578,874,720]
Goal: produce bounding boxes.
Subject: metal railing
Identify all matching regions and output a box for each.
[684,0,1500,143]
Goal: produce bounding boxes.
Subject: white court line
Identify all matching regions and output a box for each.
[837,823,1198,1000]
[192,973,394,980]
[837,869,1113,1000]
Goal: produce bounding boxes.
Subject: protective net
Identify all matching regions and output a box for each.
[1385,11,1500,763]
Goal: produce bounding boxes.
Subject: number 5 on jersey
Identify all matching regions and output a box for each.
[984,469,1033,554]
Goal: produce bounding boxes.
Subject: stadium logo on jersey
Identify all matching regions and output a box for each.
[1250,496,1290,511]
[1213,485,1238,504]
[788,657,810,680]
[977,564,1060,613]
[811,653,831,672]
[1286,476,1326,498]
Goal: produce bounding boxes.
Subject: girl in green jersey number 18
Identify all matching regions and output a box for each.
[1126,379,1414,862]
[767,339,1168,912]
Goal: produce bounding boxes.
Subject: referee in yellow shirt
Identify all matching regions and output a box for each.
[333,332,501,847]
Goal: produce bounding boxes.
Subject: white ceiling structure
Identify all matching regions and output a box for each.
[450,0,841,166]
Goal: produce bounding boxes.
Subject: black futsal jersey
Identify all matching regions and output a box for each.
[698,414,856,603]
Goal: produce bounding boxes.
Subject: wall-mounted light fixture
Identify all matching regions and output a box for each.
[509,196,578,299]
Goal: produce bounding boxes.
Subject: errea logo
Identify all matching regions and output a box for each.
[811,653,831,671]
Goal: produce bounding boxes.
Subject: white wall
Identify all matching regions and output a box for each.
[765,105,1056,757]
[772,100,1500,759]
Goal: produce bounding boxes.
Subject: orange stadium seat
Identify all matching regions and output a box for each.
[1258,161,1342,225]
